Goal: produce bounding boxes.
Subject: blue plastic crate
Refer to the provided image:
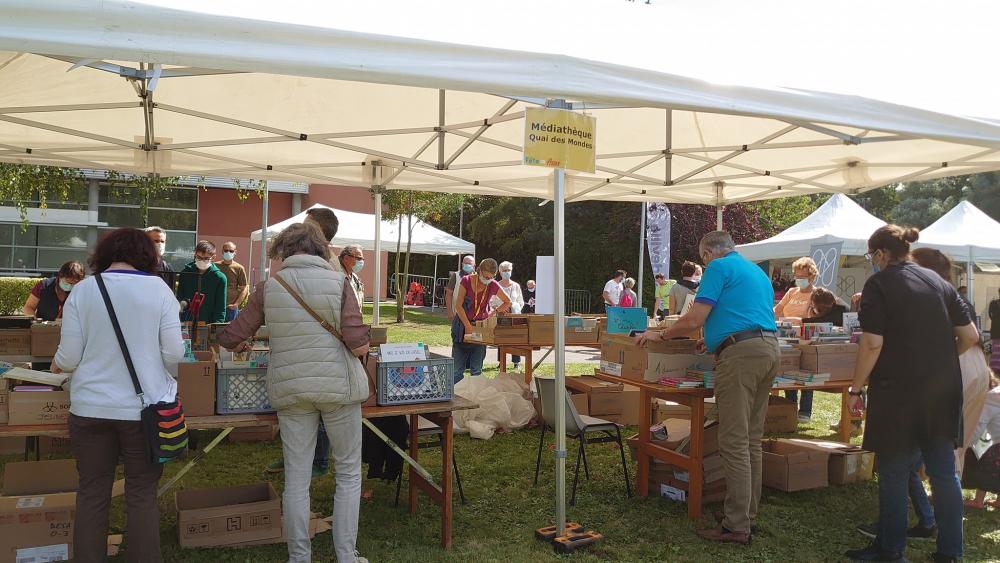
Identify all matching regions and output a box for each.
[377,353,454,406]
[216,367,274,414]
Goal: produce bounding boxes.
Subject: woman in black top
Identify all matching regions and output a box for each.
[845,226,979,563]
[23,261,85,321]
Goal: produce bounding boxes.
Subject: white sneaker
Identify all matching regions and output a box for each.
[355,550,369,563]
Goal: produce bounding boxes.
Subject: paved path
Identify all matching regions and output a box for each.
[429,345,601,365]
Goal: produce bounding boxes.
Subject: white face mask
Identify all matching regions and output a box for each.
[479,275,493,285]
[155,242,166,256]
[195,259,212,271]
[795,278,810,289]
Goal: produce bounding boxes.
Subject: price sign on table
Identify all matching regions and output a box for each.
[606,307,649,334]
[379,343,428,362]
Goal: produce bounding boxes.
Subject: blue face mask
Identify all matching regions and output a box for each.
[222,251,235,261]
[462,264,474,274]
[869,250,881,273]
[352,259,364,274]
[59,279,74,292]
[501,271,511,280]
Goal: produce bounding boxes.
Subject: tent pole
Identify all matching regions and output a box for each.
[432,254,439,311]
[715,181,724,230]
[260,183,269,281]
[968,256,975,309]
[638,202,646,308]
[553,165,567,535]
[373,189,383,325]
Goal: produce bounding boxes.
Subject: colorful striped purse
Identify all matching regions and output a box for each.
[96,273,189,464]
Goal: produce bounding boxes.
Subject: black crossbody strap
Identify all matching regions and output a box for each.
[95,273,145,401]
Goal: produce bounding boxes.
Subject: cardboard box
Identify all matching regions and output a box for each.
[228,425,278,443]
[176,482,283,548]
[764,395,799,433]
[7,389,70,426]
[797,343,859,380]
[618,384,641,426]
[475,316,529,345]
[38,437,72,456]
[369,326,388,346]
[601,333,705,382]
[29,323,60,357]
[787,439,875,485]
[0,383,8,425]
[565,317,601,345]
[565,375,622,395]
[778,347,802,373]
[0,459,124,563]
[589,392,623,416]
[569,390,589,416]
[527,315,555,345]
[0,437,23,455]
[654,400,691,422]
[762,439,830,492]
[0,329,30,356]
[177,350,217,417]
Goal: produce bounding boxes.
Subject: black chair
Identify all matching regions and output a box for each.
[395,416,467,505]
[533,376,631,505]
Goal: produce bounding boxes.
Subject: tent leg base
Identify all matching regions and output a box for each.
[534,522,584,542]
[535,522,603,554]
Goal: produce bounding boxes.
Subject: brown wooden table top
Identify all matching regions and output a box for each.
[591,371,853,397]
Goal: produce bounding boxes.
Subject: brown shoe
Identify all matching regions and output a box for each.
[696,524,750,545]
[713,511,759,535]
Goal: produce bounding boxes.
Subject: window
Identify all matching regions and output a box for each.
[0,225,89,273]
[98,185,199,270]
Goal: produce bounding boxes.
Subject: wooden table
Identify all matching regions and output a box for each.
[591,372,856,519]
[0,399,477,550]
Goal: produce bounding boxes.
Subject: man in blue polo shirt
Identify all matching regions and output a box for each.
[639,231,778,545]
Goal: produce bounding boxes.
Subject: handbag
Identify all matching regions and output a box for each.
[273,274,371,404]
[95,273,189,464]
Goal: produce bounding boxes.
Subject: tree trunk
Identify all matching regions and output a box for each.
[394,214,404,323]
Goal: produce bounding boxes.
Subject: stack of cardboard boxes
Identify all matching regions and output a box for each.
[564,376,640,425]
[761,438,875,491]
[600,333,711,382]
[474,315,529,344]
[628,420,726,503]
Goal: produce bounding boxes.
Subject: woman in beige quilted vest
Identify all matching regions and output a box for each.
[219,223,370,563]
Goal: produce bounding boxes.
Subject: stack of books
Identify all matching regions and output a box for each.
[687,368,716,389]
[774,370,831,387]
[810,333,850,344]
[658,375,704,388]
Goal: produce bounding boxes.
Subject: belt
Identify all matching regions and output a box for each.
[715,328,777,359]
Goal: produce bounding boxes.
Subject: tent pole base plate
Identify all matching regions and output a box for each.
[535,523,603,553]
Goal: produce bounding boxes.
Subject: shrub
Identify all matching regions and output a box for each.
[0,277,40,315]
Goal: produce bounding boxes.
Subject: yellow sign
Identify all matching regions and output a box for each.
[523,107,596,173]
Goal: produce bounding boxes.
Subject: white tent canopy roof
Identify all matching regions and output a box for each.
[913,201,1000,262]
[3,1,1000,204]
[736,194,887,261]
[250,203,474,257]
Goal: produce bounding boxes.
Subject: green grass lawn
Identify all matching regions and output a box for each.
[7,378,998,562]
[364,303,453,347]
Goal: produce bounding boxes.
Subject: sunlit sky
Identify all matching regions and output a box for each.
[133,0,1000,119]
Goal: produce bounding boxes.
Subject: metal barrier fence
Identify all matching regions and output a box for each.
[386,274,593,314]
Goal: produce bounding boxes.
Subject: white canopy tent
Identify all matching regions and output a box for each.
[736,193,887,261]
[5,0,1000,537]
[250,203,475,256]
[914,201,1000,303]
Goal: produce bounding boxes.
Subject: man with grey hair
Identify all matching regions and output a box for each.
[144,226,176,290]
[338,244,365,306]
[446,255,476,319]
[639,231,778,545]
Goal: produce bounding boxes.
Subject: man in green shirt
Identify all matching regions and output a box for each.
[653,273,675,320]
[177,240,228,323]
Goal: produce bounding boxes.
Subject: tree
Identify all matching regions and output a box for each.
[0,164,84,227]
[382,190,463,322]
[891,175,969,228]
[968,172,1000,221]
[747,194,828,234]
[852,186,898,222]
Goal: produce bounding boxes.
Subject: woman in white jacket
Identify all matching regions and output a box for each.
[219,223,370,563]
[53,228,185,563]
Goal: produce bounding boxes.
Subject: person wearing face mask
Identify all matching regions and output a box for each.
[338,244,366,306]
[23,260,86,371]
[773,257,819,421]
[215,241,248,322]
[524,279,537,314]
[145,226,177,290]
[177,240,229,323]
[493,261,524,370]
[844,225,978,563]
[446,255,476,320]
[669,261,701,315]
[452,258,512,383]
[639,231,778,545]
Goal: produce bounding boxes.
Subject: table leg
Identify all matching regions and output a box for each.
[499,347,508,373]
[523,349,533,385]
[637,388,651,497]
[839,389,851,443]
[440,413,454,549]
[408,414,419,514]
[687,397,705,519]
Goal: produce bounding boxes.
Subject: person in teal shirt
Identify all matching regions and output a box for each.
[177,240,228,323]
[653,273,675,320]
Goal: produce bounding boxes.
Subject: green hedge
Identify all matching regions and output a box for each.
[0,277,40,315]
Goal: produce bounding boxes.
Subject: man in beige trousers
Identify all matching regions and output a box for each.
[640,231,779,545]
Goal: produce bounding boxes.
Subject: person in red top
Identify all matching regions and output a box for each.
[451,258,511,383]
[23,261,85,321]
